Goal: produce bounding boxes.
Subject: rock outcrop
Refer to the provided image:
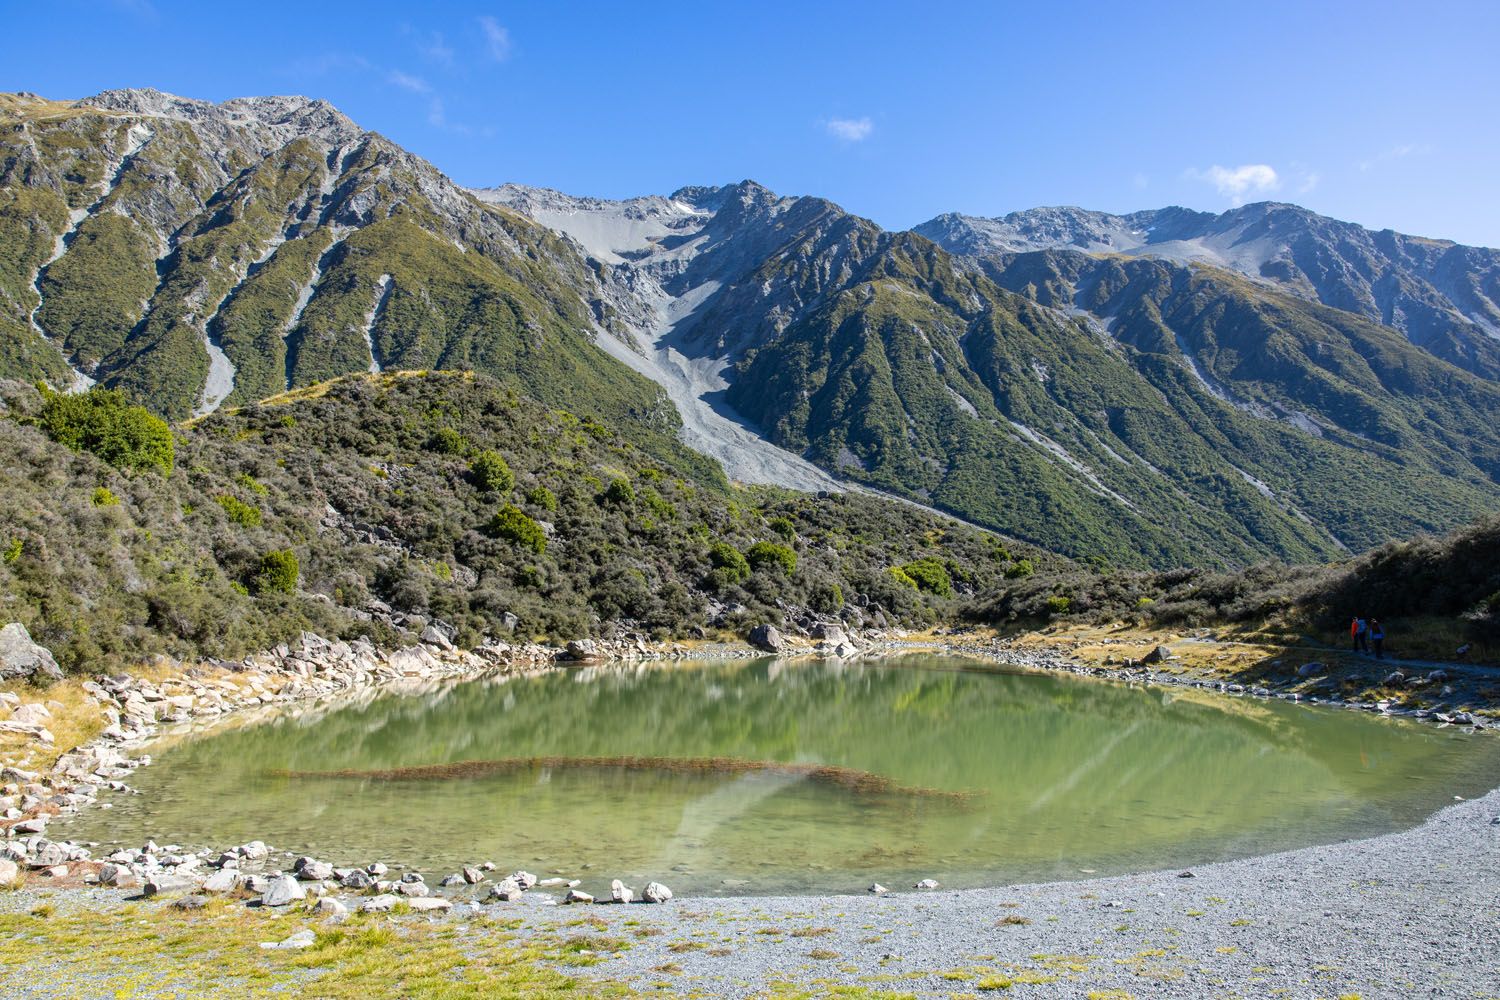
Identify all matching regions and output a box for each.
[0,624,63,682]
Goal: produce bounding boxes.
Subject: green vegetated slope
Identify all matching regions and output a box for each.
[0,92,710,480]
[972,513,1500,656]
[0,373,1059,672]
[725,228,1500,567]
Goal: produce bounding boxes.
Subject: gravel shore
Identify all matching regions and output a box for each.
[525,785,1500,997]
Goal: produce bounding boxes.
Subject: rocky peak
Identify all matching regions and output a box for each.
[75,87,363,150]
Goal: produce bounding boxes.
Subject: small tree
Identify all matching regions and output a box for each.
[38,388,174,474]
[899,558,953,597]
[602,477,635,504]
[744,541,797,575]
[708,541,751,587]
[469,450,514,492]
[430,427,468,455]
[254,549,299,594]
[487,504,546,554]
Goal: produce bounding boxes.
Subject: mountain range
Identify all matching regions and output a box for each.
[3,88,1498,568]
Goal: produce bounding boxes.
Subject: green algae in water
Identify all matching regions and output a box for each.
[57,655,1500,894]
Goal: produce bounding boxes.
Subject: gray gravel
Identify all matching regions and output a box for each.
[513,785,1500,998]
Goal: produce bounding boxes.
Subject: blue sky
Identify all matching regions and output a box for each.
[7,0,1500,246]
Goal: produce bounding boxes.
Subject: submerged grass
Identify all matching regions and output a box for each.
[274,755,980,802]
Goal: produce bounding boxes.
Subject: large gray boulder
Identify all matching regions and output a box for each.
[748,624,784,652]
[262,874,306,907]
[0,624,62,682]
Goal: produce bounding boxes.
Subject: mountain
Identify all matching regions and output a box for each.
[492,182,1500,568]
[5,88,1499,570]
[0,89,719,480]
[915,203,1500,379]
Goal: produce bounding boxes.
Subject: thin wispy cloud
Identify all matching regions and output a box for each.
[478,16,512,61]
[280,52,372,77]
[1187,163,1281,206]
[826,117,873,142]
[413,29,455,68]
[388,70,433,95]
[1359,143,1430,172]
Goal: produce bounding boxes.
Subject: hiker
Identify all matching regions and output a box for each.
[1351,617,1370,653]
[1370,619,1385,659]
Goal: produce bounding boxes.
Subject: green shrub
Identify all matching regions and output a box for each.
[602,477,635,504]
[214,494,262,527]
[708,541,751,586]
[526,485,558,511]
[91,486,119,507]
[899,558,953,597]
[888,565,918,590]
[234,473,268,497]
[745,541,797,575]
[2,539,21,564]
[1045,594,1072,616]
[1005,558,1035,579]
[768,516,797,541]
[37,388,173,474]
[470,450,515,492]
[253,549,299,594]
[643,488,677,521]
[487,503,546,554]
[809,580,844,613]
[430,427,468,455]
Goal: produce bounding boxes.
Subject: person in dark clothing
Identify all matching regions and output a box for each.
[1370,619,1385,659]
[1352,617,1370,653]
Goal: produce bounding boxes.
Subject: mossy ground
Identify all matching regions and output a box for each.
[0,895,638,999]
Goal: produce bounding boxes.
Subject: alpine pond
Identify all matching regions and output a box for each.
[57,655,1500,895]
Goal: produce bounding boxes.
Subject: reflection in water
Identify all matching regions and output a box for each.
[54,655,1500,894]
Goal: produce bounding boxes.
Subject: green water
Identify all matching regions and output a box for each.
[58,656,1500,894]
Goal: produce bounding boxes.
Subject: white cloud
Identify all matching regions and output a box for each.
[826,117,873,142]
[1359,143,1429,172]
[388,70,432,94]
[478,16,512,61]
[1296,170,1321,195]
[1132,172,1150,190]
[1187,163,1281,206]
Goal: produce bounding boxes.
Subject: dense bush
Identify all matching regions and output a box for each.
[254,549,299,594]
[215,494,262,527]
[430,427,468,455]
[899,558,953,597]
[602,477,635,504]
[36,388,173,474]
[745,541,797,575]
[487,503,546,554]
[469,450,514,493]
[707,541,750,587]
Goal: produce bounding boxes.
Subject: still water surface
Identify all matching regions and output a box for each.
[58,655,1500,894]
